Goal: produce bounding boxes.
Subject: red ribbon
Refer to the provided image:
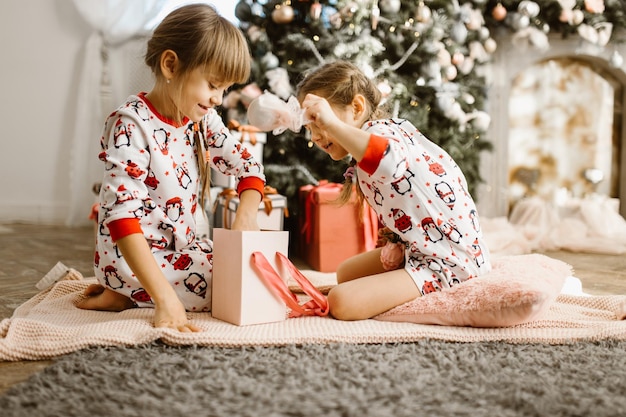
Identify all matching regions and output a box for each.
[251,251,329,318]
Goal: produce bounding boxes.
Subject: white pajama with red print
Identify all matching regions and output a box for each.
[357,119,492,295]
[95,94,264,311]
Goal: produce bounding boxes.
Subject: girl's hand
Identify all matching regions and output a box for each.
[231,189,262,231]
[301,94,341,131]
[154,296,201,332]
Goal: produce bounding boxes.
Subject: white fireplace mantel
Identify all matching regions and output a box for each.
[476,31,626,219]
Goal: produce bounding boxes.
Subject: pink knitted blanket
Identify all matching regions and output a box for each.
[1,271,626,361]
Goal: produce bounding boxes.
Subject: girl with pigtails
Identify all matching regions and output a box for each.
[296,60,492,320]
[78,4,265,332]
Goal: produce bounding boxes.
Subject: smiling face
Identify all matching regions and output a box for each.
[177,67,231,123]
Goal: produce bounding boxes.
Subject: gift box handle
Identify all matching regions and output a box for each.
[251,252,329,318]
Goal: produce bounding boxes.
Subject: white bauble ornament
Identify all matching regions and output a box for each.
[484,38,497,54]
[508,13,530,30]
[462,92,475,105]
[469,111,491,131]
[518,1,540,18]
[377,80,392,97]
[451,22,468,44]
[479,27,490,41]
[415,2,432,23]
[610,51,624,68]
[261,52,280,69]
[437,48,452,66]
[572,10,584,25]
[380,0,401,14]
[444,65,458,81]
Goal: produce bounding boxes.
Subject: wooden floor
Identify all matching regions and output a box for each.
[1,223,625,395]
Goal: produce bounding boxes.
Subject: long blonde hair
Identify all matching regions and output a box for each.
[144,3,251,209]
[296,60,388,206]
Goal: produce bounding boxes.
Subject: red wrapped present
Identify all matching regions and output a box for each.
[299,181,379,272]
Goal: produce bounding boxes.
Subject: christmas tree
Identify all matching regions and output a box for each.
[223,0,625,233]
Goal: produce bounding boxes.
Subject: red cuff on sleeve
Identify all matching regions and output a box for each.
[358,134,388,175]
[237,176,265,198]
[107,218,143,242]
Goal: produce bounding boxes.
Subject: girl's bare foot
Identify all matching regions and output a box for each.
[77,284,135,311]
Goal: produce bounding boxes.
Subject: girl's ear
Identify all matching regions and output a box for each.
[351,94,368,121]
[160,50,179,81]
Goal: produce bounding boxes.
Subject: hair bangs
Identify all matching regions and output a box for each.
[200,20,251,85]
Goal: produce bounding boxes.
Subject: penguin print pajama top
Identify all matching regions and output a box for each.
[95,93,265,311]
[356,119,492,295]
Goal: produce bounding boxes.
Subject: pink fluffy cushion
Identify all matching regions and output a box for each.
[374,254,571,328]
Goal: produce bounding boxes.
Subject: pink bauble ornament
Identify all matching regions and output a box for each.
[492,3,507,21]
[272,4,295,24]
[451,51,465,66]
[310,1,322,20]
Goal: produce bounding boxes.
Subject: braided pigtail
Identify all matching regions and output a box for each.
[194,121,211,212]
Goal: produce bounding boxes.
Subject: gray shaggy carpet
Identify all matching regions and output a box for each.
[1,340,625,417]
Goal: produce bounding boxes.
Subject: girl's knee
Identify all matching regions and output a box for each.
[327,286,359,321]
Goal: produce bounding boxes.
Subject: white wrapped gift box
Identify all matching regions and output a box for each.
[213,191,287,231]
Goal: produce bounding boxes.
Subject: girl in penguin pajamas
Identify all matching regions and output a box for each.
[297,61,491,320]
[77,4,265,332]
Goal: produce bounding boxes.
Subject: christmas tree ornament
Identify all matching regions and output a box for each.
[609,50,624,68]
[444,65,458,81]
[379,0,401,14]
[451,51,465,66]
[246,25,266,44]
[266,67,293,99]
[478,26,490,41]
[340,2,358,20]
[272,3,295,24]
[251,0,264,17]
[462,92,475,105]
[261,52,280,69]
[310,0,322,20]
[415,2,432,23]
[457,56,475,74]
[377,80,392,97]
[584,0,605,14]
[451,22,468,43]
[371,1,380,30]
[484,37,497,54]
[235,0,253,22]
[467,110,491,131]
[518,1,540,18]
[492,3,507,21]
[508,12,530,30]
[437,46,452,66]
